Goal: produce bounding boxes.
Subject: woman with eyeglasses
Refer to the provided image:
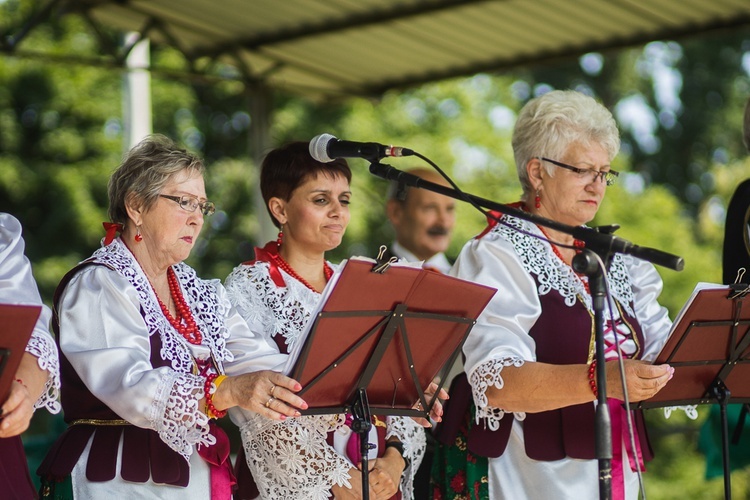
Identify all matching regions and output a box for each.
[431,90,674,499]
[38,135,307,499]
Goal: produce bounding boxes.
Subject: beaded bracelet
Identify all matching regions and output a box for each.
[204,373,228,419]
[587,361,598,398]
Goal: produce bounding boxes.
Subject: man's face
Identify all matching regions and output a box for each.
[388,186,456,261]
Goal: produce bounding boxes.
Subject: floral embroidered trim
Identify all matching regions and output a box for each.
[151,369,215,459]
[239,414,354,500]
[469,357,526,430]
[91,239,233,373]
[663,405,698,420]
[89,238,230,457]
[386,416,427,498]
[490,215,636,318]
[226,261,337,352]
[25,331,61,414]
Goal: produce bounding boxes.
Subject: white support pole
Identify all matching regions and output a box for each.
[249,84,276,245]
[123,32,152,150]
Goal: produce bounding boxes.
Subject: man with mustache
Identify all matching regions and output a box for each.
[385,168,456,273]
[385,168,457,498]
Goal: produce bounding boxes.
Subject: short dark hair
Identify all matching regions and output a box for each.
[260,142,352,228]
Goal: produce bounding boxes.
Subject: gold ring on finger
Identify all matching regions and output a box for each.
[269,385,276,397]
[265,397,275,408]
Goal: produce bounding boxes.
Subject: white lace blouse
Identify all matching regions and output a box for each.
[226,259,426,500]
[0,213,60,413]
[57,238,286,497]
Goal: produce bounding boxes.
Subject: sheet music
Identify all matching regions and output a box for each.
[668,282,728,336]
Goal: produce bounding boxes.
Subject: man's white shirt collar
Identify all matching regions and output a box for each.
[391,241,452,274]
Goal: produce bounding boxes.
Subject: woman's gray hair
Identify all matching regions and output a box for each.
[107,134,205,224]
[512,90,620,196]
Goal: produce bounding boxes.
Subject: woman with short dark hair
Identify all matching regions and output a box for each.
[226,142,427,499]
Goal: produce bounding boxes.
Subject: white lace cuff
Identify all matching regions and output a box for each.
[151,370,213,460]
[385,416,426,500]
[25,331,61,414]
[469,357,526,430]
[663,405,699,420]
[240,414,353,499]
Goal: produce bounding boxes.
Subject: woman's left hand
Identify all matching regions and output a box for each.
[213,369,308,420]
[0,380,34,438]
[411,380,449,427]
[366,448,404,500]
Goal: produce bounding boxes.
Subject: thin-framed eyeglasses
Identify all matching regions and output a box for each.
[538,157,619,186]
[159,194,216,216]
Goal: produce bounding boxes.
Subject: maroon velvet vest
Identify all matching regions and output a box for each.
[37,262,191,486]
[438,278,654,462]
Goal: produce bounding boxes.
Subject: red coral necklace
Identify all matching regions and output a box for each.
[274,249,333,293]
[154,267,203,345]
[122,241,203,345]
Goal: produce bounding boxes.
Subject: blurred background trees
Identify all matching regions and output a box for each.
[2,0,750,496]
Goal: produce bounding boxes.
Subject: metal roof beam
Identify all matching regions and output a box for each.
[356,16,750,97]
[194,0,497,58]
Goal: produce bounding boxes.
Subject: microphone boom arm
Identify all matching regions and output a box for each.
[369,162,684,272]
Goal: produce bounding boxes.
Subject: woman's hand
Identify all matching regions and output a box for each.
[0,352,49,438]
[368,446,404,500]
[0,379,34,438]
[331,466,376,499]
[213,370,308,420]
[605,359,673,402]
[412,380,449,427]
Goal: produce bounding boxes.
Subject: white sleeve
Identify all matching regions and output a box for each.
[224,265,288,429]
[0,213,60,413]
[58,266,212,459]
[453,234,539,375]
[623,255,672,361]
[218,281,288,374]
[450,234,535,426]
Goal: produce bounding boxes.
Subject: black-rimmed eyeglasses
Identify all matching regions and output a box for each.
[539,157,619,186]
[159,194,216,216]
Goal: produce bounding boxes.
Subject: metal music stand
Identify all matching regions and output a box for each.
[287,258,496,499]
[633,284,750,500]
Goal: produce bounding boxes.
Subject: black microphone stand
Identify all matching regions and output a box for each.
[572,249,614,499]
[368,161,684,500]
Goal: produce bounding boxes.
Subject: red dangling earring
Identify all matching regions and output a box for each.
[535,190,541,209]
[276,226,283,248]
[135,226,143,242]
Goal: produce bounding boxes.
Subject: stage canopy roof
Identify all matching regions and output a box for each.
[4,0,750,99]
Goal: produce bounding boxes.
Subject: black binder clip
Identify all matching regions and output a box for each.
[371,245,398,274]
[728,268,750,299]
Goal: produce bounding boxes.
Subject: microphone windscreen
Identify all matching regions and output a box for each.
[309,133,336,163]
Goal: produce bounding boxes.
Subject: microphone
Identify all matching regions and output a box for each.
[309,133,414,163]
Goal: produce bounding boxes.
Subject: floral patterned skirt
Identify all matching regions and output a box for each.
[430,401,488,499]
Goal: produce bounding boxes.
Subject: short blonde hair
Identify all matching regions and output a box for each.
[512,90,620,196]
[107,135,204,225]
